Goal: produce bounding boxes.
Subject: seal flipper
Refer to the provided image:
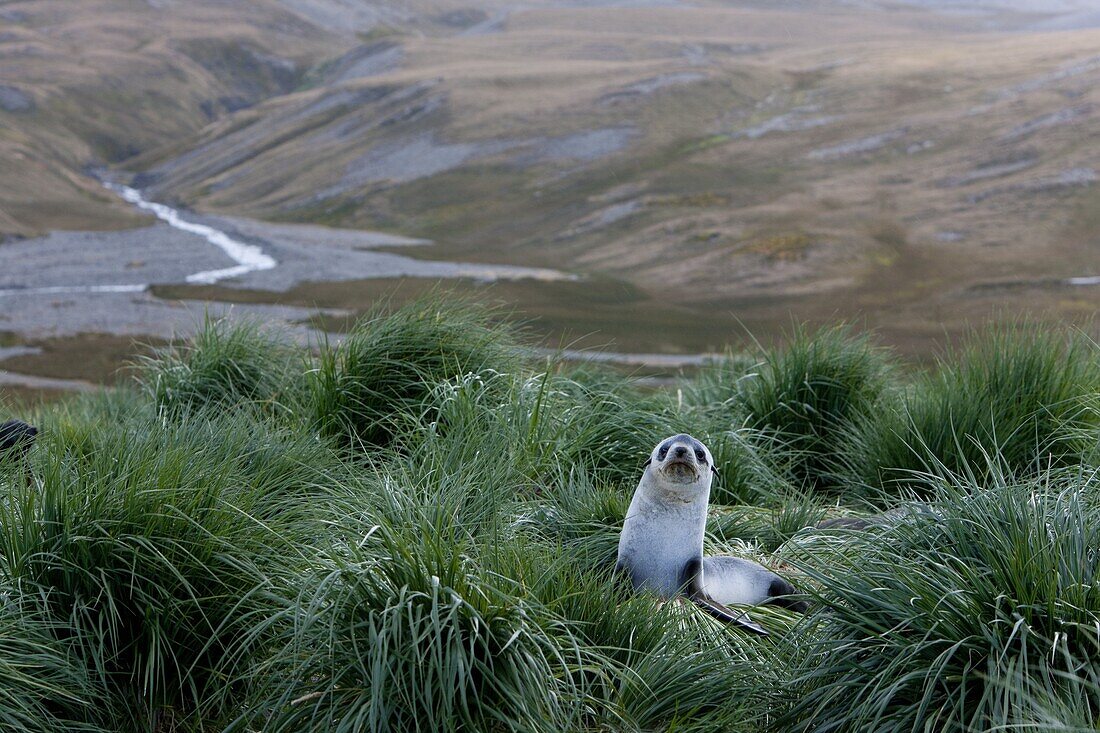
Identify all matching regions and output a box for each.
[766,576,811,614]
[680,558,769,636]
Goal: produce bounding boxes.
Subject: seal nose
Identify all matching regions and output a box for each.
[673,445,688,459]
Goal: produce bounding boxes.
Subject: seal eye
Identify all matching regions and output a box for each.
[657,443,670,461]
[694,449,706,463]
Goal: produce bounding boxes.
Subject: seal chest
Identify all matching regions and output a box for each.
[617,433,807,634]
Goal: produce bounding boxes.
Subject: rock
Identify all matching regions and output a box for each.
[815,504,940,530]
[0,85,34,113]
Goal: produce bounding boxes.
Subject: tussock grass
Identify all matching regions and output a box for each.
[708,488,829,552]
[234,451,590,733]
[1,394,337,730]
[406,365,672,487]
[236,516,587,733]
[784,467,1100,732]
[508,367,671,484]
[675,358,795,503]
[738,325,896,493]
[702,426,793,505]
[136,315,298,418]
[3,301,1100,732]
[406,360,784,511]
[679,352,759,409]
[514,464,629,572]
[0,596,98,733]
[847,325,1100,494]
[421,359,791,502]
[307,296,521,449]
[530,559,774,733]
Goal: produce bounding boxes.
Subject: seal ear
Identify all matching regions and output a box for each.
[711,464,720,477]
[642,457,652,469]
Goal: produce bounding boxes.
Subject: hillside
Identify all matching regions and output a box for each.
[0,0,358,235]
[1,0,1099,389]
[123,3,1100,305]
[138,2,1100,359]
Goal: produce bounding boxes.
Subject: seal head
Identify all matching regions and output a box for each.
[0,419,38,486]
[644,433,715,494]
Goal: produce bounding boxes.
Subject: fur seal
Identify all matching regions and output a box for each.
[0,419,38,486]
[0,419,37,457]
[616,433,807,635]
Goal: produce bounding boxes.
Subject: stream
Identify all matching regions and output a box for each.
[110,184,277,285]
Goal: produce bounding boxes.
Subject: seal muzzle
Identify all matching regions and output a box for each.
[662,457,698,479]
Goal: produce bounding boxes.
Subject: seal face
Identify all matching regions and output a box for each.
[653,434,709,485]
[617,433,806,634]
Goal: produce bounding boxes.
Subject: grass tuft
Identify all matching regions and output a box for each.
[238,514,586,733]
[846,325,1100,493]
[738,325,896,493]
[307,296,521,449]
[783,467,1100,732]
[0,396,325,730]
[0,595,98,733]
[528,553,776,733]
[136,314,298,418]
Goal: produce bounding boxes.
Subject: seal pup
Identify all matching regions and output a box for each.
[0,419,38,485]
[616,433,807,635]
[0,419,37,457]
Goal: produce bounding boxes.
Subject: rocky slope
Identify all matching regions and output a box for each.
[1,0,1098,375]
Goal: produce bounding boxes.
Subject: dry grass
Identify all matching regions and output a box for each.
[0,0,344,236]
[739,232,814,262]
[2,1,1100,365]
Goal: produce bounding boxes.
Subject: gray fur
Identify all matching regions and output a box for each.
[617,434,807,632]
